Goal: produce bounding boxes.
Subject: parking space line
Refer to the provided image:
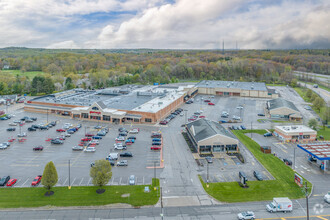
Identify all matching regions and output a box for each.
[71,177,76,186]
[119,177,122,185]
[143,176,145,185]
[111,177,114,185]
[62,177,68,186]
[87,178,92,185]
[20,178,29,187]
[79,178,84,186]
[57,178,61,186]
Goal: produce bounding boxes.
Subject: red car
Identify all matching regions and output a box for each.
[81,137,92,142]
[199,115,206,118]
[6,178,17,186]
[33,146,44,151]
[56,129,66,132]
[31,175,42,186]
[204,99,211,102]
[160,121,168,125]
[151,146,161,150]
[85,133,94,137]
[208,102,215,105]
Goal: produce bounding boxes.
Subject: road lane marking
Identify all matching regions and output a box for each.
[317,216,328,220]
[296,199,306,215]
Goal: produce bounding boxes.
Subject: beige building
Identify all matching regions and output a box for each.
[185,118,239,154]
[195,80,278,98]
[274,125,317,142]
[267,98,302,121]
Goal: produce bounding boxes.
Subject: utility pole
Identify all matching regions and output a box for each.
[293,146,296,171]
[47,109,49,123]
[222,40,225,55]
[305,181,310,220]
[154,161,156,187]
[184,109,188,124]
[160,186,164,220]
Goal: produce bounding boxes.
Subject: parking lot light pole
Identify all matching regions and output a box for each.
[207,161,209,188]
[68,159,71,189]
[184,110,188,124]
[154,161,156,188]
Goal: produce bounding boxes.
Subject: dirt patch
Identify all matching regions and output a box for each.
[121,193,130,198]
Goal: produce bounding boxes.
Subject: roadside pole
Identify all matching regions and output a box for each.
[68,159,71,189]
[305,181,310,220]
[207,161,209,188]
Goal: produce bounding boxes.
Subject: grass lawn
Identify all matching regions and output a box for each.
[266,83,287,86]
[318,127,330,140]
[294,87,310,102]
[200,130,311,203]
[1,70,45,79]
[0,179,159,208]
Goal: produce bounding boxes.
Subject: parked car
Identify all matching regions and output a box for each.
[324,191,330,203]
[237,211,255,220]
[0,176,10,186]
[92,136,102,139]
[128,136,136,140]
[160,120,168,125]
[129,175,135,185]
[120,152,133,157]
[94,125,102,129]
[33,146,44,151]
[152,141,162,145]
[97,131,106,136]
[89,140,99,145]
[114,144,127,150]
[263,132,273,137]
[116,136,125,141]
[204,99,211,102]
[28,127,37,131]
[84,147,96,152]
[151,146,162,150]
[236,106,244,109]
[208,102,215,105]
[205,156,213,163]
[240,125,246,130]
[51,139,64,144]
[258,113,265,116]
[40,126,49,130]
[81,137,92,142]
[232,115,241,120]
[25,119,33,123]
[119,132,128,136]
[72,146,84,151]
[85,133,94,137]
[31,175,42,186]
[17,133,27,137]
[125,139,135,144]
[0,144,8,150]
[283,158,292,166]
[253,171,263,181]
[8,122,17,126]
[56,128,66,132]
[129,128,140,134]
[6,178,17,187]
[7,128,16,131]
[117,160,128,166]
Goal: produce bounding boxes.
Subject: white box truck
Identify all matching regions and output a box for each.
[266,197,293,213]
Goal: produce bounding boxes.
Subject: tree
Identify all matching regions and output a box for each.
[41,161,58,191]
[308,118,318,130]
[321,106,330,128]
[313,97,325,112]
[306,89,313,100]
[90,160,112,191]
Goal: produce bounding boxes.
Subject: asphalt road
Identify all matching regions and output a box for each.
[299,82,330,107]
[294,71,330,85]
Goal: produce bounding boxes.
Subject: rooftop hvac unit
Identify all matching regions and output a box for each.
[251,86,254,89]
[158,102,163,105]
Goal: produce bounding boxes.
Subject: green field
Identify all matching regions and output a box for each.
[318,127,330,140]
[0,179,159,208]
[200,130,311,203]
[1,70,44,79]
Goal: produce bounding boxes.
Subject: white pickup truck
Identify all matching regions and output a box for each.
[266,197,293,213]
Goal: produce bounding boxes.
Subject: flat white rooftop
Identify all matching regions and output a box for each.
[297,142,330,159]
[275,125,317,134]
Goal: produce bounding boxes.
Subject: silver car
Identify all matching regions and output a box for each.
[117,160,128,166]
[129,175,135,185]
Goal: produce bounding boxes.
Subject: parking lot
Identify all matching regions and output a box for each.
[0,107,162,187]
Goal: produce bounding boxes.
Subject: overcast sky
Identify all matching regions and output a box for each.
[0,0,329,49]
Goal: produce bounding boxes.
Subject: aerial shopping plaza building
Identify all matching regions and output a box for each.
[24,80,278,124]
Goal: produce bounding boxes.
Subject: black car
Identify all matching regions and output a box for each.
[32,124,40,129]
[40,126,49,130]
[28,127,37,131]
[152,142,162,145]
[20,116,29,121]
[50,121,57,126]
[119,132,127,136]
[253,171,263,181]
[283,158,292,166]
[30,117,37,121]
[120,152,133,157]
[25,119,33,123]
[258,113,265,116]
[7,128,16,131]
[128,136,136,140]
[0,175,10,186]
[51,139,64,144]
[118,127,127,132]
[205,156,213,163]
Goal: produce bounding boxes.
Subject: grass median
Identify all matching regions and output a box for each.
[200,130,311,203]
[0,179,160,208]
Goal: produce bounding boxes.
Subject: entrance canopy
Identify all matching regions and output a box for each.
[297,142,330,160]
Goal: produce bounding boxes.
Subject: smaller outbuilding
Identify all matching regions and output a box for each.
[267,98,302,121]
[274,125,317,142]
[185,118,239,154]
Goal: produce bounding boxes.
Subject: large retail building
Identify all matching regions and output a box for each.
[24,80,278,124]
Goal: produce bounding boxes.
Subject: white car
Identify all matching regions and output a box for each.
[180,112,184,116]
[115,136,125,141]
[129,175,135,185]
[0,144,8,150]
[325,191,330,203]
[233,115,241,120]
[17,133,27,137]
[65,133,71,137]
[8,122,17,126]
[89,140,99,145]
[64,123,72,127]
[114,144,127,150]
[236,106,244,109]
[84,147,96,152]
[237,211,255,220]
[129,129,139,134]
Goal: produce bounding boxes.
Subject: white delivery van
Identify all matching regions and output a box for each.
[266,197,293,213]
[108,153,118,160]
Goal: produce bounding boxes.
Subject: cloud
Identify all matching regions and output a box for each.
[0,0,329,49]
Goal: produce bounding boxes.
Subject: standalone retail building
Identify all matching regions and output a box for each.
[185,118,239,154]
[274,125,317,142]
[267,98,302,121]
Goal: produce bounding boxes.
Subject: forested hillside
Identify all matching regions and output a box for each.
[0,48,329,95]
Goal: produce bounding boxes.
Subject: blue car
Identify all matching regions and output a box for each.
[219,120,227,123]
[0,117,8,120]
[92,136,102,139]
[126,139,135,143]
[152,138,161,142]
[263,132,272,137]
[240,125,246,130]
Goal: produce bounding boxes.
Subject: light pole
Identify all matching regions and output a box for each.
[184,110,188,124]
[304,181,310,220]
[154,161,156,187]
[68,159,71,189]
[47,109,49,123]
[207,161,209,188]
[251,121,253,139]
[160,186,164,220]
